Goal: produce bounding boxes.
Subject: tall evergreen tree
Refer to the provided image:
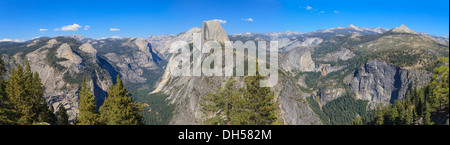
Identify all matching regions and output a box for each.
[4,61,49,125]
[48,105,57,124]
[25,60,49,122]
[99,75,143,125]
[6,64,34,124]
[0,58,21,125]
[57,105,69,125]
[373,104,384,125]
[351,116,365,125]
[422,102,434,125]
[240,74,278,125]
[428,57,449,112]
[38,105,54,124]
[77,80,99,125]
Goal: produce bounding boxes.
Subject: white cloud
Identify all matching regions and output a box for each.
[0,38,13,42]
[0,38,24,42]
[243,18,254,22]
[84,25,90,30]
[39,29,48,32]
[319,11,325,14]
[306,6,313,10]
[110,28,120,31]
[111,36,121,39]
[334,11,339,13]
[210,19,226,24]
[55,24,82,31]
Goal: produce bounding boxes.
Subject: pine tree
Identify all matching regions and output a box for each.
[384,105,399,125]
[428,57,449,113]
[55,106,69,125]
[38,106,54,124]
[0,60,49,125]
[241,74,278,125]
[0,58,21,125]
[28,67,49,123]
[373,104,384,125]
[0,84,17,125]
[394,100,405,124]
[352,116,365,125]
[6,64,34,124]
[0,57,5,77]
[422,102,434,125]
[77,80,99,125]
[99,75,143,125]
[405,109,414,125]
[3,61,49,125]
[48,105,57,124]
[57,105,69,125]
[404,90,415,125]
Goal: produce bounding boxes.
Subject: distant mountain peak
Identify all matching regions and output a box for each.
[68,34,94,43]
[391,24,418,34]
[348,24,358,29]
[347,24,364,31]
[310,24,388,35]
[201,20,229,43]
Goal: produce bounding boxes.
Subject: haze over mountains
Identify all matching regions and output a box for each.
[0,21,448,124]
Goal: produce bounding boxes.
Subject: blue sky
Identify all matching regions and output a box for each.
[0,0,448,41]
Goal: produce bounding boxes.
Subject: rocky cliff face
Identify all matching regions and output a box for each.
[280,47,316,73]
[92,38,164,84]
[346,60,432,109]
[55,43,83,72]
[201,21,230,43]
[274,76,322,125]
[316,49,355,62]
[318,88,346,106]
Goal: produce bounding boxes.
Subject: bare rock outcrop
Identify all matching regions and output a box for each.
[316,49,355,62]
[201,20,230,43]
[347,60,432,109]
[318,88,346,106]
[101,38,163,83]
[280,47,315,72]
[56,43,82,72]
[79,43,97,55]
[391,24,418,34]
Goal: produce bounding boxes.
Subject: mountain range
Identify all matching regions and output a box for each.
[0,21,448,124]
